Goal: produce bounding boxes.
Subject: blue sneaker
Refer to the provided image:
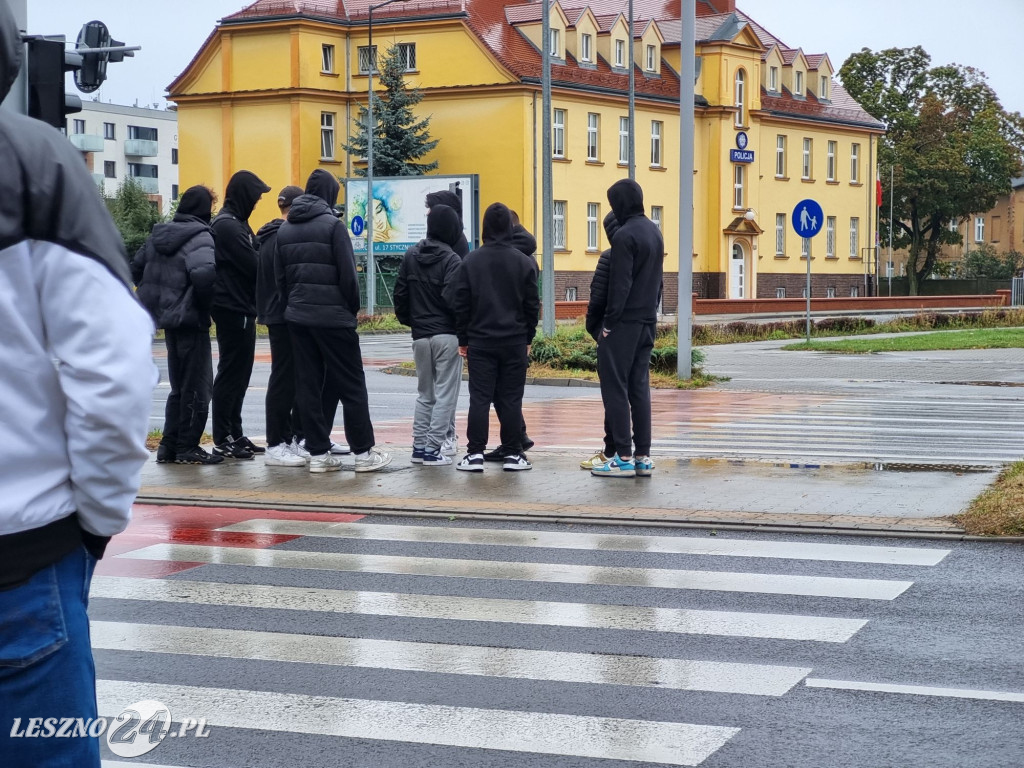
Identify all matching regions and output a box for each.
[423,449,453,466]
[591,454,636,478]
[411,446,425,464]
[635,455,654,477]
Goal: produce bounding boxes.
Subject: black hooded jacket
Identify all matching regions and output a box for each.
[132,214,217,329]
[604,179,664,331]
[255,218,285,325]
[585,211,622,340]
[275,170,360,328]
[425,190,470,258]
[211,170,271,316]
[394,205,462,339]
[445,203,539,348]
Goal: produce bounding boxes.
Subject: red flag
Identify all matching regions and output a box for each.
[876,179,883,207]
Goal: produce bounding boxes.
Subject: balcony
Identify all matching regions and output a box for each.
[129,176,160,194]
[70,134,105,152]
[90,172,104,187]
[124,139,159,157]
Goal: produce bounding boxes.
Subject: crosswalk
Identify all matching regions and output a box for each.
[92,514,986,767]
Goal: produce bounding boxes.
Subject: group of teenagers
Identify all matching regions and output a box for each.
[133,168,663,479]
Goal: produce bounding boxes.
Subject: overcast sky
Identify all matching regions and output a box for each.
[27,0,1024,116]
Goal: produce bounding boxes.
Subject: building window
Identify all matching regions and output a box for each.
[565,286,578,301]
[320,112,335,160]
[171,148,178,165]
[103,161,116,179]
[775,135,786,177]
[776,287,786,298]
[850,143,860,183]
[550,28,560,57]
[795,70,804,96]
[801,237,809,259]
[775,213,785,255]
[357,45,377,74]
[128,125,158,141]
[826,141,836,181]
[802,286,809,298]
[850,217,860,258]
[103,122,115,140]
[733,165,744,209]
[614,39,625,67]
[553,108,565,158]
[769,66,779,92]
[645,44,656,72]
[850,285,859,297]
[802,138,812,179]
[975,216,985,242]
[580,33,592,62]
[820,75,829,100]
[72,119,85,134]
[587,113,599,161]
[397,42,416,71]
[734,68,745,127]
[587,203,599,250]
[826,216,836,258]
[172,184,179,200]
[651,205,663,232]
[553,200,566,249]
[619,117,629,164]
[650,120,662,166]
[826,286,836,298]
[127,163,158,178]
[321,44,335,73]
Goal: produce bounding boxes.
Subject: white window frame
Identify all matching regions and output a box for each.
[801,237,809,259]
[734,68,746,127]
[850,217,860,258]
[775,214,785,255]
[73,119,85,134]
[733,165,744,209]
[565,286,578,301]
[553,108,565,158]
[650,120,662,167]
[776,135,786,177]
[587,113,599,161]
[826,140,836,182]
[320,111,335,160]
[614,39,625,67]
[358,45,377,74]
[795,70,804,96]
[850,285,859,297]
[396,42,416,71]
[581,33,592,62]
[975,216,985,243]
[550,28,560,58]
[826,286,836,298]
[769,66,778,92]
[826,216,836,258]
[850,143,860,183]
[820,75,829,99]
[586,202,599,250]
[651,205,663,232]
[553,200,567,249]
[776,287,786,298]
[321,43,335,73]
[802,138,812,180]
[619,117,629,164]
[103,122,115,140]
[646,44,656,72]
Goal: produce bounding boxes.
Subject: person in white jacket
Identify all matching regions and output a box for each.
[0,4,157,765]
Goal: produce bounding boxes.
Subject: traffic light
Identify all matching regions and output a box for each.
[26,37,82,130]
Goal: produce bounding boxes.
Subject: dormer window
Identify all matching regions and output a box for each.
[645,44,656,72]
[820,75,829,99]
[795,70,804,96]
[550,28,560,57]
[769,66,778,92]
[614,39,625,67]
[735,68,745,127]
[581,33,592,62]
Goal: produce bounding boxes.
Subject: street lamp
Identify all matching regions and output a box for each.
[365,0,410,315]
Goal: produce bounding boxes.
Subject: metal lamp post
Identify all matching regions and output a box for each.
[677,1,695,379]
[365,0,409,315]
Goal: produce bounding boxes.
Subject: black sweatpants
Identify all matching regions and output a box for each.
[466,344,529,455]
[211,308,256,445]
[161,328,213,453]
[289,325,374,456]
[267,323,341,446]
[597,321,655,458]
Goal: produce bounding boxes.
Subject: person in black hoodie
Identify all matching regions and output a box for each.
[133,185,221,465]
[591,179,664,479]
[276,169,392,474]
[447,202,539,472]
[425,189,470,258]
[211,169,271,459]
[395,205,463,466]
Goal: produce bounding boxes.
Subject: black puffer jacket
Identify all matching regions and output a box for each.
[275,170,360,328]
[211,170,270,316]
[446,203,539,348]
[394,205,462,339]
[604,179,664,330]
[425,190,470,258]
[132,215,216,329]
[585,211,621,340]
[255,218,284,325]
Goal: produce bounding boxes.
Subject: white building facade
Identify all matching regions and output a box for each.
[68,101,179,214]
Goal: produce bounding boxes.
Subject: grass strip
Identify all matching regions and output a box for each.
[781,328,1024,354]
[955,462,1024,536]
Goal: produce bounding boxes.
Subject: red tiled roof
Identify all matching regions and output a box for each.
[804,53,824,69]
[761,82,883,130]
[593,13,622,32]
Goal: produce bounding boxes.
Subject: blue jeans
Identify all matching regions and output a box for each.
[0,545,100,767]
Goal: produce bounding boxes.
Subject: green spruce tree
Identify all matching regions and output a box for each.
[344,44,439,176]
[104,177,164,256]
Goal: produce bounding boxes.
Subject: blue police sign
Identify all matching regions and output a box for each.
[792,199,824,238]
[351,215,365,236]
[730,149,754,163]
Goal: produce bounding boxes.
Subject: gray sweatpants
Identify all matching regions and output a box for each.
[412,334,462,452]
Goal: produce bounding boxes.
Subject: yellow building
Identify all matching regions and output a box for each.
[169,0,884,306]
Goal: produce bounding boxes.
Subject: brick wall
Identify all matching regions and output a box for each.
[756,272,868,299]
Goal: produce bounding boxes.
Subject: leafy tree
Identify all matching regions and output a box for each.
[840,47,1024,294]
[960,244,1024,279]
[344,44,439,176]
[104,177,164,256]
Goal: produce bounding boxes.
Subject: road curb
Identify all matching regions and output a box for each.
[380,365,601,388]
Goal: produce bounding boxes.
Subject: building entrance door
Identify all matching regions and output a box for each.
[729,243,746,298]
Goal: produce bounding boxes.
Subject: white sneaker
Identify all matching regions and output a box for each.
[265,443,307,467]
[293,439,311,460]
[330,441,351,455]
[309,453,344,473]
[354,449,392,473]
[440,437,458,456]
[456,453,485,472]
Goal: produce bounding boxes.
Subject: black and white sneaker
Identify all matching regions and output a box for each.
[502,454,532,471]
[213,436,254,460]
[156,444,176,464]
[236,435,265,454]
[456,453,485,472]
[175,446,224,465]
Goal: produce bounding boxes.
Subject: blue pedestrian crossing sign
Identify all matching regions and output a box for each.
[792,199,824,238]
[351,215,365,236]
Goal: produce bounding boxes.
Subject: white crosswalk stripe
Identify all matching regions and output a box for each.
[91,519,956,766]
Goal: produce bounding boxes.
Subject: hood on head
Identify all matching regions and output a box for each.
[426,204,462,249]
[305,169,340,207]
[607,179,645,223]
[602,210,621,241]
[150,219,210,256]
[481,202,514,244]
[223,170,271,221]
[0,2,19,103]
[175,185,214,223]
[425,190,463,223]
[286,194,334,224]
[256,218,284,244]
